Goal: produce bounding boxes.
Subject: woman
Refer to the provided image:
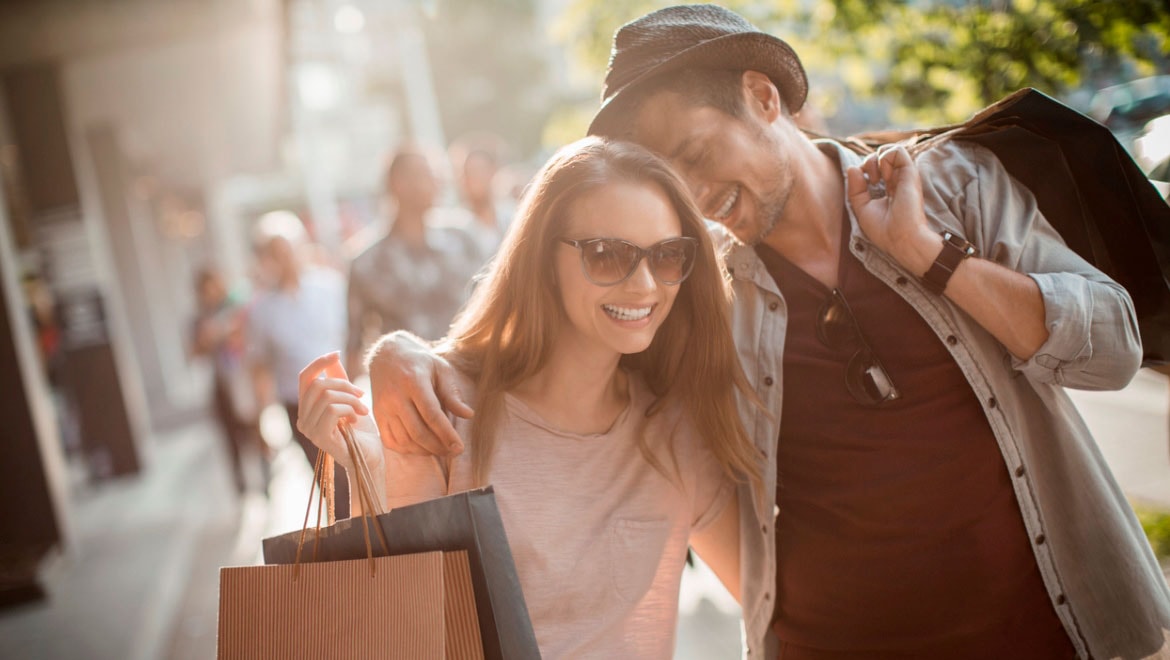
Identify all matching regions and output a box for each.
[297,137,761,658]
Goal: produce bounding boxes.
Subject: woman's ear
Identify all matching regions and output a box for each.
[741,70,784,123]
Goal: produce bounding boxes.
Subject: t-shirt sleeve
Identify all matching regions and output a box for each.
[381,408,474,509]
[383,450,451,509]
[682,422,735,532]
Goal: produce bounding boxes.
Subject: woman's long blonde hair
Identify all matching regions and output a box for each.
[442,136,762,493]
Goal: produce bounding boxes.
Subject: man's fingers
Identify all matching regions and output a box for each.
[387,412,449,456]
[845,166,872,208]
[414,380,465,451]
[435,362,475,420]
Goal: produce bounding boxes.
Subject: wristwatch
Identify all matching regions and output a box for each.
[922,230,978,295]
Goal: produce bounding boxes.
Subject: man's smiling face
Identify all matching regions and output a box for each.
[625,78,797,246]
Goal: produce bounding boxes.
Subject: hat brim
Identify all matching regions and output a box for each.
[587,31,808,137]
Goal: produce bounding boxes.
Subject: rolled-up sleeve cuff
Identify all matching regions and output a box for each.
[1009,273,1093,382]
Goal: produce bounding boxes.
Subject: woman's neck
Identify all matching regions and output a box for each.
[510,336,628,435]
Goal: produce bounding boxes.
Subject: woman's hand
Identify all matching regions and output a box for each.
[297,352,382,476]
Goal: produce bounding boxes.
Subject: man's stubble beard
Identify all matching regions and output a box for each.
[741,158,792,247]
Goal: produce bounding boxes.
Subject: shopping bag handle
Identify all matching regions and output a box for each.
[292,366,392,579]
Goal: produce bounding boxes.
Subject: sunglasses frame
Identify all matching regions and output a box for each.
[817,288,901,406]
[559,236,699,287]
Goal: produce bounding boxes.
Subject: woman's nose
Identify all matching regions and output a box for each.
[623,255,657,292]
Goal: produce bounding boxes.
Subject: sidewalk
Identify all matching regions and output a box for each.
[1,370,1167,660]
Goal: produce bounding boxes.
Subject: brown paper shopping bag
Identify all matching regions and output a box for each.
[262,486,539,660]
[217,550,482,659]
[218,423,487,659]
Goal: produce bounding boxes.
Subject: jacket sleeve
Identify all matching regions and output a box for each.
[933,141,1143,390]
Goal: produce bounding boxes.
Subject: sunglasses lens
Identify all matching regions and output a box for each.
[846,351,899,406]
[650,239,696,284]
[581,239,638,285]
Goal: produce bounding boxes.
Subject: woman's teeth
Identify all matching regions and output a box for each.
[602,304,652,321]
[715,186,739,220]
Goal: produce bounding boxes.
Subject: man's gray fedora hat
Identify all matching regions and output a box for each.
[588,4,809,136]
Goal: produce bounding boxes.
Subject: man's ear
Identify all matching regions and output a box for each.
[741,70,784,123]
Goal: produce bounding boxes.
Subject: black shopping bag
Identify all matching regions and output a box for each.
[840,88,1170,366]
[263,486,540,660]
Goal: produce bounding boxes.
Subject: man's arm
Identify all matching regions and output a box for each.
[848,145,1141,389]
[848,146,1048,359]
[364,331,474,457]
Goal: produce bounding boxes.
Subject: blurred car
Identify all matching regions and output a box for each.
[1136,115,1170,182]
[1090,76,1170,162]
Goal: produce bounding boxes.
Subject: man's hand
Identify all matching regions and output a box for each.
[846,145,943,277]
[365,331,473,457]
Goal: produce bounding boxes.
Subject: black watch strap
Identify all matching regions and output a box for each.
[922,231,978,295]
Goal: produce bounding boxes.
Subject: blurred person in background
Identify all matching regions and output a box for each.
[345,144,484,377]
[190,264,269,498]
[248,210,349,516]
[450,132,514,256]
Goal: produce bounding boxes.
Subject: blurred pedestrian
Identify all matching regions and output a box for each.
[247,211,348,516]
[345,144,484,376]
[190,265,269,497]
[450,132,514,256]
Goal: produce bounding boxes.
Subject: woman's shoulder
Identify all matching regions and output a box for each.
[627,373,696,445]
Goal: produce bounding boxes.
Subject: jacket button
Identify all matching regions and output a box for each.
[761,524,768,533]
[764,592,771,601]
[1015,466,1026,478]
[946,335,958,346]
[1056,594,1067,605]
[1035,534,1046,545]
[769,300,779,311]
[764,376,774,386]
[988,397,998,408]
[896,276,908,285]
[855,242,865,252]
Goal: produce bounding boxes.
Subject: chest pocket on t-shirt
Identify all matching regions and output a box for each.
[607,517,671,604]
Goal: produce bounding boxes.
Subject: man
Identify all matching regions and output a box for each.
[247,210,349,515]
[362,5,1170,659]
[449,132,514,256]
[345,144,484,376]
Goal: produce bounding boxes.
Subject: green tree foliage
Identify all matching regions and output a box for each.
[798,0,1170,122]
[421,0,553,156]
[558,0,1170,125]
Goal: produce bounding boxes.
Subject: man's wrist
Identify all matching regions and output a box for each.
[921,231,979,295]
[897,228,945,278]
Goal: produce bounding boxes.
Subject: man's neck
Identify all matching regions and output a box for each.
[468,199,496,227]
[390,210,428,248]
[760,144,846,288]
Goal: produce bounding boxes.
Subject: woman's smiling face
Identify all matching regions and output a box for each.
[554,180,685,359]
